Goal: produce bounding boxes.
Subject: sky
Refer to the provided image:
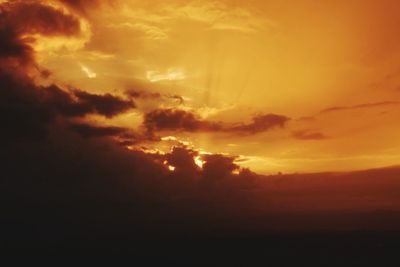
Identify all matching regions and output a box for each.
[20,0,400,174]
[3,0,400,253]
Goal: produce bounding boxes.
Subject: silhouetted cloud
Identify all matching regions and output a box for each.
[230,114,290,134]
[144,108,222,133]
[166,146,199,174]
[73,90,135,118]
[0,1,81,66]
[202,154,239,181]
[125,89,184,104]
[0,74,135,141]
[0,1,134,141]
[125,89,161,99]
[0,1,260,225]
[68,122,129,138]
[5,1,400,253]
[143,109,290,135]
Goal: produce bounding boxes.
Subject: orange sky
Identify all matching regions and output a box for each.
[32,0,400,174]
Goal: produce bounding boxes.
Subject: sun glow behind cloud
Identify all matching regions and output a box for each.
[146,68,186,83]
[194,156,205,169]
[5,1,400,253]
[27,0,400,174]
[80,64,97,78]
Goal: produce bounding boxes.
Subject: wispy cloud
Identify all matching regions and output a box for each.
[319,101,400,114]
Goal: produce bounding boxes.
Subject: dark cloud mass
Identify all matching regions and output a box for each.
[0,1,265,247]
[125,89,185,104]
[68,122,129,138]
[73,90,135,117]
[144,108,222,133]
[0,1,81,66]
[4,1,81,36]
[0,73,135,141]
[3,1,400,261]
[202,154,239,180]
[230,114,290,134]
[0,0,134,143]
[125,89,162,99]
[144,108,290,135]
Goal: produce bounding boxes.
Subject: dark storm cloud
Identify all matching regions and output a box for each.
[0,74,54,140]
[5,1,400,252]
[292,130,328,140]
[3,1,81,36]
[0,0,260,240]
[68,122,128,138]
[0,1,81,66]
[42,86,135,118]
[0,0,260,222]
[0,73,135,141]
[0,25,32,65]
[0,1,134,141]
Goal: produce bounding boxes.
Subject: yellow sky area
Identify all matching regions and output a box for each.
[35,0,400,173]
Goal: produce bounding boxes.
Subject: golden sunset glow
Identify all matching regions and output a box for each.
[194,155,205,169]
[3,0,400,257]
[25,0,400,175]
[168,165,176,172]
